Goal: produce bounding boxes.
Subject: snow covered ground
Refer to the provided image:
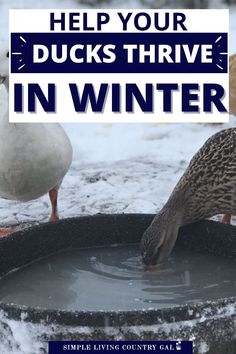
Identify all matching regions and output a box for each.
[0,1,236,353]
[0,2,235,227]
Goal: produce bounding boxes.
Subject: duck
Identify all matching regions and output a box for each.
[140,52,236,266]
[140,128,236,266]
[0,43,73,237]
[218,53,236,225]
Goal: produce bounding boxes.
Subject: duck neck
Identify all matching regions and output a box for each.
[148,192,185,262]
[163,189,186,227]
[150,191,185,237]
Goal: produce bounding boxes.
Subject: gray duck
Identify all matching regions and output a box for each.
[140,128,236,266]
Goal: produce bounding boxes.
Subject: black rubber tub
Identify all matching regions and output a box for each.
[0,214,236,354]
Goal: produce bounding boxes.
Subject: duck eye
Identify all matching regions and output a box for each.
[6,51,9,58]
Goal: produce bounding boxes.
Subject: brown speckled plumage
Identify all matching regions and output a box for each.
[173,128,236,223]
[141,128,236,265]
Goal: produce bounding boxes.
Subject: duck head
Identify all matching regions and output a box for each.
[0,42,9,85]
[140,208,182,267]
[140,220,168,266]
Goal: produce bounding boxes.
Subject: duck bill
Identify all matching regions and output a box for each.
[144,264,159,271]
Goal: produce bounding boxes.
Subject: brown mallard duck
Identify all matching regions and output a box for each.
[140,128,236,266]
[141,53,236,266]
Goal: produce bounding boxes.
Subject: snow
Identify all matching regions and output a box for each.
[0,1,236,353]
[0,3,235,225]
[1,300,235,354]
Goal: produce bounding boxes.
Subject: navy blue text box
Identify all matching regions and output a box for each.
[48,341,193,354]
[11,32,227,74]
